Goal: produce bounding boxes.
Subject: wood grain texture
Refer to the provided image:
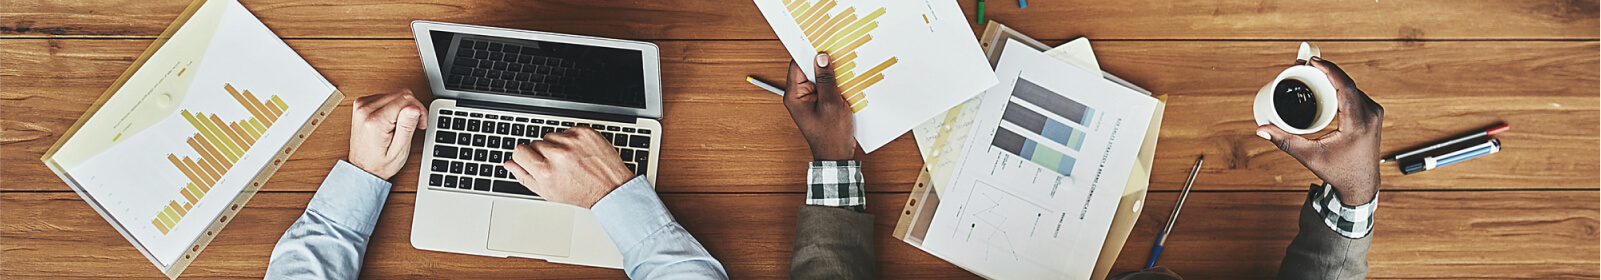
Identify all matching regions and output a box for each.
[1,0,1596,40]
[2,191,1593,279]
[4,39,1596,192]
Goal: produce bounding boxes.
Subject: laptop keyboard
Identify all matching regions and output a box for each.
[445,39,645,108]
[426,108,653,197]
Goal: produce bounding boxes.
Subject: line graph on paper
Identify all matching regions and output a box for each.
[950,181,1058,261]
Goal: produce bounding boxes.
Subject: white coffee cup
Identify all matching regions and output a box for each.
[1253,42,1338,134]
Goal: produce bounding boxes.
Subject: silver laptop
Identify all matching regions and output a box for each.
[408,20,662,268]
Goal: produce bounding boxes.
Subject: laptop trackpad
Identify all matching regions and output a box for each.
[487,201,574,258]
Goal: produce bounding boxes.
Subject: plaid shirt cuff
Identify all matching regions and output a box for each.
[806,160,866,212]
[1309,183,1377,239]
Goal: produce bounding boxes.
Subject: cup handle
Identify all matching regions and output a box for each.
[1298,42,1321,61]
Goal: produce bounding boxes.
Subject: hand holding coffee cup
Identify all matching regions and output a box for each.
[1253,46,1388,206]
[1254,42,1338,134]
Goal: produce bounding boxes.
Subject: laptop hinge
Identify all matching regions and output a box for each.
[456,99,637,123]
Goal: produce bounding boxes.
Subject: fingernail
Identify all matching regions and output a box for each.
[816,53,830,67]
[1256,131,1272,140]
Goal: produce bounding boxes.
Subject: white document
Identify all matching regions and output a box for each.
[920,40,1157,279]
[50,0,335,268]
[754,0,997,152]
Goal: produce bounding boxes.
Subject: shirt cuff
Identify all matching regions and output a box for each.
[304,160,393,237]
[1309,183,1377,239]
[591,176,671,254]
[805,160,866,212]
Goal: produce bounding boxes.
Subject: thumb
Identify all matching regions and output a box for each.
[812,53,846,108]
[387,105,423,157]
[1257,124,1317,158]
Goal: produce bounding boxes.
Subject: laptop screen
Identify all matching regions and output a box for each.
[429,31,648,109]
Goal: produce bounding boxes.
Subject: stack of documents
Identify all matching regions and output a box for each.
[40,0,343,278]
[893,22,1168,280]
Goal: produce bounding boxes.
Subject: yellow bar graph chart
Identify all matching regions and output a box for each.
[151,83,287,234]
[784,0,897,113]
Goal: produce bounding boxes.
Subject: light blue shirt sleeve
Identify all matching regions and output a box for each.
[265,160,391,280]
[591,176,729,280]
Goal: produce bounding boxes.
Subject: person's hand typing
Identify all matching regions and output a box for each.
[783,53,857,161]
[504,127,635,209]
[1257,57,1385,205]
[348,89,428,180]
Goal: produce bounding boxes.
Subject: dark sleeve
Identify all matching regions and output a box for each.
[790,205,876,280]
[1276,196,1372,280]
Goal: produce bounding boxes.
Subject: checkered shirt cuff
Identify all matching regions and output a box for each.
[1309,183,1377,239]
[806,160,866,212]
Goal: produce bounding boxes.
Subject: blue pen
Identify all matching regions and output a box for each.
[1147,156,1202,269]
[1401,138,1501,175]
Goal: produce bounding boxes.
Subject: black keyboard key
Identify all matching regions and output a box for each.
[472,134,486,147]
[503,45,520,53]
[488,42,502,51]
[512,124,525,136]
[536,65,552,74]
[455,57,478,66]
[516,138,531,146]
[474,178,491,191]
[501,116,513,121]
[467,120,481,131]
[613,134,628,146]
[434,145,457,159]
[606,125,620,131]
[474,51,489,59]
[625,163,637,174]
[458,147,474,159]
[444,175,458,188]
[452,118,466,130]
[479,121,495,133]
[473,41,488,50]
[454,111,468,116]
[507,64,522,72]
[619,149,633,162]
[489,151,503,163]
[636,150,649,162]
[501,138,516,149]
[429,174,443,186]
[450,161,464,174]
[431,159,448,172]
[629,135,649,148]
[495,166,509,178]
[436,131,456,144]
[486,136,500,148]
[493,61,507,70]
[635,160,647,175]
[560,121,575,127]
[440,109,455,115]
[529,74,546,83]
[450,66,471,75]
[460,177,474,189]
[532,57,547,64]
[516,117,528,122]
[525,125,541,137]
[456,132,472,145]
[489,52,503,61]
[622,127,636,133]
[479,163,495,177]
[475,149,489,162]
[457,48,474,57]
[492,180,537,196]
[476,78,491,87]
[464,163,478,175]
[497,123,510,134]
[540,126,554,137]
[602,132,614,142]
[491,79,506,88]
[639,129,652,134]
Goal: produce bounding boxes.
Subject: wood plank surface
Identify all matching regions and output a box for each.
[4,39,1595,192]
[2,191,1594,279]
[3,0,1596,279]
[2,0,1597,40]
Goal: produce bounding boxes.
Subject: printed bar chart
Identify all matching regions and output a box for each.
[1011,78,1095,125]
[151,83,286,234]
[784,0,897,112]
[991,128,1077,176]
[1002,102,1088,151]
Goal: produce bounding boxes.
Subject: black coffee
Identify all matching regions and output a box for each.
[1273,79,1318,129]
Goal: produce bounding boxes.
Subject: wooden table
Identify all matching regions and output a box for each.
[3,0,1598,279]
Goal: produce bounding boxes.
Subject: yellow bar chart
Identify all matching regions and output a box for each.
[151,83,287,234]
[785,0,897,113]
